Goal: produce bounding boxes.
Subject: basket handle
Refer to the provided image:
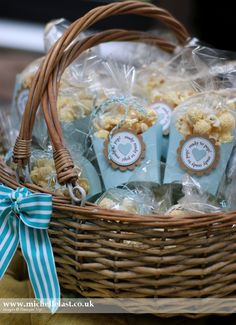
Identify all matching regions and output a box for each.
[13,1,190,188]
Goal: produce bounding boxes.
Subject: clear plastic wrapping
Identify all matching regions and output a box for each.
[166,174,222,217]
[96,38,172,67]
[30,146,102,199]
[10,57,43,136]
[164,91,236,195]
[8,22,236,218]
[132,45,216,160]
[0,109,18,155]
[134,43,236,140]
[96,181,172,215]
[96,187,154,215]
[86,59,163,190]
[10,19,101,150]
[44,18,71,52]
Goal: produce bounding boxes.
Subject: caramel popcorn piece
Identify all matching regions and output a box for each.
[176,117,192,136]
[186,108,204,124]
[219,112,236,132]
[193,120,212,135]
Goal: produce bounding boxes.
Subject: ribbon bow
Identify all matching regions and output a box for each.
[0,184,60,312]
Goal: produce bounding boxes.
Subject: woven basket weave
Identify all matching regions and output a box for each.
[1,1,236,318]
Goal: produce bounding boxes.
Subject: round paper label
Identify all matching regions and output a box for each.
[177,135,219,175]
[16,88,29,116]
[151,102,172,132]
[104,129,145,170]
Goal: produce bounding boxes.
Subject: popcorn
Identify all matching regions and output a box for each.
[93,104,158,139]
[151,88,195,108]
[30,159,55,189]
[15,57,107,124]
[193,120,212,135]
[176,107,235,144]
[57,82,98,122]
[219,132,234,144]
[98,198,115,209]
[122,198,139,213]
[176,118,192,136]
[206,114,220,128]
[186,108,204,124]
[98,196,138,213]
[135,65,196,109]
[30,158,89,197]
[57,100,78,122]
[168,207,190,217]
[218,112,236,132]
[19,58,43,89]
[96,187,157,215]
[94,130,109,139]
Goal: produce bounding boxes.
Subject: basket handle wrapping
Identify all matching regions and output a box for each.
[13,1,190,189]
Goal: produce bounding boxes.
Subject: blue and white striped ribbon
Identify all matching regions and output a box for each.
[0,184,60,313]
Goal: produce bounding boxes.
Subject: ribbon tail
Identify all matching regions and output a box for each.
[0,210,19,279]
[19,221,60,313]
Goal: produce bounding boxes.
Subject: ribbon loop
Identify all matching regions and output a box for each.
[0,184,60,313]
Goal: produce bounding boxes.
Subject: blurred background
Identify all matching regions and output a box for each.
[0,0,235,104]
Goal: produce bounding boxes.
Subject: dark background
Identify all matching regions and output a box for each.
[0,0,234,103]
[0,0,234,51]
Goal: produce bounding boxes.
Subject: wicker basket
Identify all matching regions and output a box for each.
[1,0,236,318]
